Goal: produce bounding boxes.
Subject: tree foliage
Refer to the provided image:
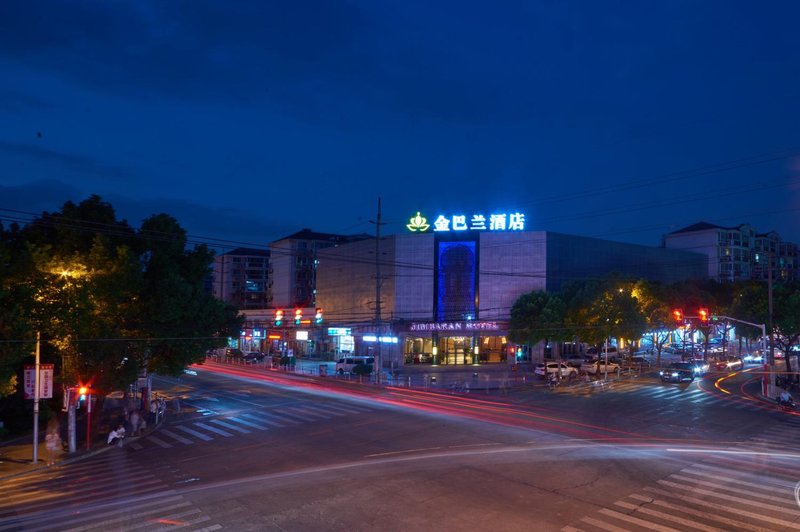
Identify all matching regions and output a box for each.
[509,291,569,347]
[0,196,243,399]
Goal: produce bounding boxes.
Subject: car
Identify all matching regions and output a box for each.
[688,358,710,375]
[335,356,375,374]
[580,360,621,375]
[563,355,589,368]
[586,346,618,357]
[534,362,578,379]
[225,348,244,358]
[244,351,265,362]
[743,352,765,364]
[714,357,743,371]
[660,363,696,383]
[627,355,652,368]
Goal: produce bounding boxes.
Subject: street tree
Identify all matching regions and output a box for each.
[582,281,648,371]
[634,280,676,368]
[509,291,569,359]
[135,214,241,377]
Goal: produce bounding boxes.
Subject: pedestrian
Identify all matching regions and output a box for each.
[107,423,126,447]
[44,419,61,467]
[149,397,157,424]
[130,410,141,436]
[123,408,132,433]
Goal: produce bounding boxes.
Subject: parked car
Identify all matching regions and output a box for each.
[580,360,621,375]
[335,356,375,374]
[627,355,652,368]
[714,357,743,371]
[534,362,578,379]
[244,351,265,362]
[225,348,244,358]
[660,362,696,383]
[586,346,619,357]
[563,355,589,368]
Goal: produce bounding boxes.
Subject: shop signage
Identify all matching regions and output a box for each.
[408,321,502,332]
[363,335,399,343]
[407,211,525,233]
[327,327,352,336]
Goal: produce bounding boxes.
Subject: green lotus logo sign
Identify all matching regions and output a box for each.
[407,212,430,232]
[407,211,526,232]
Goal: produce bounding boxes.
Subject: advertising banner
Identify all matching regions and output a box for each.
[23,364,54,400]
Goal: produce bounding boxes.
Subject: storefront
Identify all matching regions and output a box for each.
[401,320,513,366]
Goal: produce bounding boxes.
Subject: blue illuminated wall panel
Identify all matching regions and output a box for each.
[436,240,476,321]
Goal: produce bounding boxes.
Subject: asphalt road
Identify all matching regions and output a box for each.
[2,361,799,531]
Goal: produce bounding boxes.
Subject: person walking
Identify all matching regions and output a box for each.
[130,410,142,436]
[44,419,61,467]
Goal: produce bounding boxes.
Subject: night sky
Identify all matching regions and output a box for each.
[1,1,799,250]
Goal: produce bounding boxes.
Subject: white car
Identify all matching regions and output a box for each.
[534,362,578,379]
[581,360,621,375]
[335,356,374,374]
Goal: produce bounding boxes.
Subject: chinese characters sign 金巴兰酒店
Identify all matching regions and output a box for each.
[407,212,525,233]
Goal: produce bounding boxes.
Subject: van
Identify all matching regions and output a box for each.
[335,356,375,374]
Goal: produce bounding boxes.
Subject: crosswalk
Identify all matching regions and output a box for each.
[563,417,800,531]
[0,451,220,532]
[128,401,378,450]
[566,379,767,412]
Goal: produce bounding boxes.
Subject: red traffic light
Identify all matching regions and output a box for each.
[698,308,709,323]
[672,308,683,322]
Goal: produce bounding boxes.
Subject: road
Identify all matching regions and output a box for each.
[2,361,799,531]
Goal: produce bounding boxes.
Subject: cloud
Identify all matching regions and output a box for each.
[0,180,295,249]
[0,2,562,129]
[0,141,131,180]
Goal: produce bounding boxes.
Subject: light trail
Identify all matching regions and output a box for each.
[194,360,726,446]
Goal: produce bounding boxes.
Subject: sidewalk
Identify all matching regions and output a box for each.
[0,401,179,482]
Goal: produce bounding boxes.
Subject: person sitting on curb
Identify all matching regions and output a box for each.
[779,388,794,407]
[107,424,126,447]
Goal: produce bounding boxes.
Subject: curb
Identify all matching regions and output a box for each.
[0,419,167,483]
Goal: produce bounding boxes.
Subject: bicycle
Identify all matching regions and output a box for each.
[547,376,560,391]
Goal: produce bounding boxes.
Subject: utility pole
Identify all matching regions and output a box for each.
[32,332,40,464]
[767,251,776,398]
[369,197,385,384]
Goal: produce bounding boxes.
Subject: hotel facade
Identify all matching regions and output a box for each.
[312,211,708,371]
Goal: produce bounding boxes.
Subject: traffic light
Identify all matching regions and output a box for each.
[698,308,709,324]
[315,308,323,324]
[672,308,683,323]
[274,309,284,326]
[74,385,89,409]
[294,308,302,325]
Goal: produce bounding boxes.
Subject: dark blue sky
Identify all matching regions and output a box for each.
[1,1,799,249]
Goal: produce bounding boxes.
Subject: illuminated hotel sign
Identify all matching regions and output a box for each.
[408,321,502,332]
[407,212,525,233]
